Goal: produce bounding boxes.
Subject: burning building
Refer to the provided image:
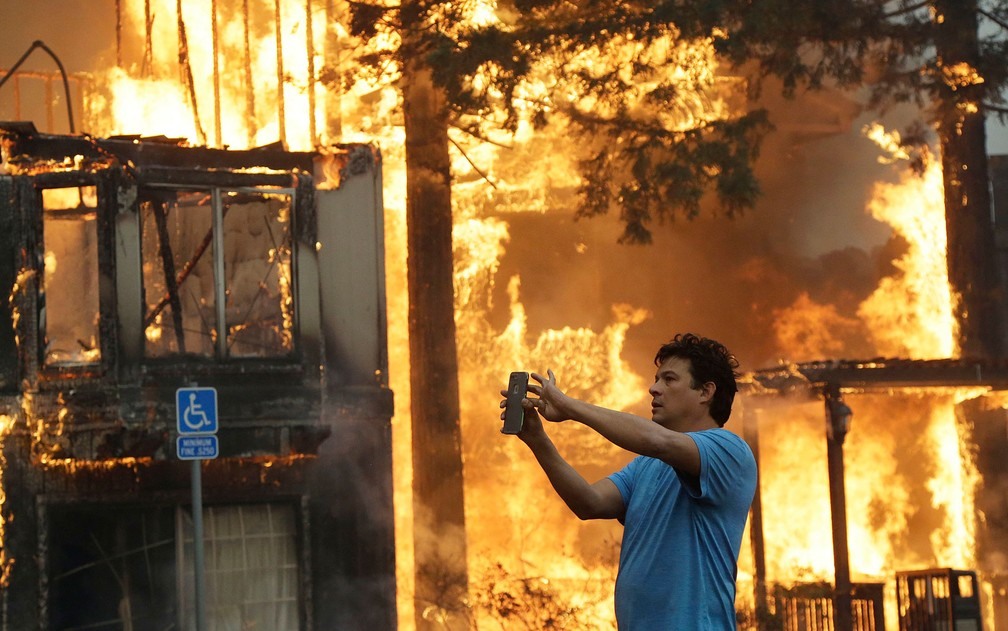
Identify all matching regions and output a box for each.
[0,122,395,629]
[6,1,1008,630]
[740,358,1008,630]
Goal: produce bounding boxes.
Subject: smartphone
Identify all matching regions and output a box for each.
[502,371,529,434]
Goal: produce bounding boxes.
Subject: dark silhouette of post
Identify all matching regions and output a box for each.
[741,406,769,630]
[825,384,853,631]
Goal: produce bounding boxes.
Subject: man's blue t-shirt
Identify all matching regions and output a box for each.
[608,428,757,630]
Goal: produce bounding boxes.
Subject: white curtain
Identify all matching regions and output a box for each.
[178,503,299,630]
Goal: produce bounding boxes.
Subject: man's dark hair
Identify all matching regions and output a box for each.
[654,333,739,426]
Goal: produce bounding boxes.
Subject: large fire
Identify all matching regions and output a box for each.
[4,0,1003,629]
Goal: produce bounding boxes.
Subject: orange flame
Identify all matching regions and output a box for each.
[858,125,955,359]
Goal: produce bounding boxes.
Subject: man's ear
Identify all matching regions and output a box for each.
[699,381,716,404]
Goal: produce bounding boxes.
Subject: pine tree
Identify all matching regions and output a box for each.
[347,1,477,628]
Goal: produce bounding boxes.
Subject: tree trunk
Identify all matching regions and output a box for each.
[400,2,472,627]
[933,0,1008,358]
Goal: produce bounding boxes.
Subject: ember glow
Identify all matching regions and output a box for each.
[6,0,1005,628]
[0,414,12,589]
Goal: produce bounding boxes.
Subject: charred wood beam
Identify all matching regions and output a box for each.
[323,0,343,139]
[0,176,19,391]
[37,457,312,503]
[275,0,287,148]
[16,172,101,192]
[741,407,769,631]
[746,357,1008,393]
[143,204,229,331]
[243,0,257,146]
[150,201,187,352]
[212,0,223,147]
[142,0,153,76]
[176,0,208,145]
[825,384,853,631]
[142,220,204,328]
[115,0,122,67]
[0,129,316,173]
[306,0,317,145]
[136,167,297,188]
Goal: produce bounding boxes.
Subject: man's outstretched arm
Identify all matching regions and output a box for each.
[522,422,625,521]
[528,370,702,477]
[501,391,624,521]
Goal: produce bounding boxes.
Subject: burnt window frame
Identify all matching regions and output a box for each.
[28,169,118,386]
[134,168,314,374]
[138,183,298,361]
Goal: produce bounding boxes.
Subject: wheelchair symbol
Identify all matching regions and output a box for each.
[182,393,211,431]
[177,387,217,434]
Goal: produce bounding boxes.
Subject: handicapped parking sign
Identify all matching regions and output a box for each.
[176,387,218,435]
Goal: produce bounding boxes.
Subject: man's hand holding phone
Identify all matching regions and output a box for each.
[500,369,568,439]
[501,371,529,434]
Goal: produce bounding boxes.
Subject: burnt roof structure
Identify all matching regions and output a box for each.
[743,356,1008,394]
[1,120,315,173]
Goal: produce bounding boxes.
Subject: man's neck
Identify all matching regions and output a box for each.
[666,416,719,433]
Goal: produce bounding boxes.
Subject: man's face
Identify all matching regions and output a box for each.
[648,356,710,430]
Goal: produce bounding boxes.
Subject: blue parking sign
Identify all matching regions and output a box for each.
[176,387,218,434]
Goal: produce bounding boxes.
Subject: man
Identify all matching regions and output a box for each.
[501,333,757,630]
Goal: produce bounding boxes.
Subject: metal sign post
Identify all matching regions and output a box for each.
[176,386,219,631]
[190,458,207,631]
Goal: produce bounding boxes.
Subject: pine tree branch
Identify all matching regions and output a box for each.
[882,1,931,20]
[449,121,513,148]
[447,135,498,189]
[978,8,1008,33]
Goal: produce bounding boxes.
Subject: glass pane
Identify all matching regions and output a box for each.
[222,190,294,357]
[141,190,217,357]
[42,186,101,365]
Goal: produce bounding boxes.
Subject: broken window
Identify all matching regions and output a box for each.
[41,186,101,366]
[139,186,295,359]
[48,505,178,630]
[48,502,302,630]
